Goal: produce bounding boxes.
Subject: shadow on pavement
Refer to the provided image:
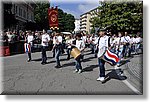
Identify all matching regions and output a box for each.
[102,69,127,84]
[62,62,75,67]
[82,65,98,72]
[119,59,130,67]
[82,56,96,62]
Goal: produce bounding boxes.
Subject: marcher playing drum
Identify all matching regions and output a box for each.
[70,33,85,74]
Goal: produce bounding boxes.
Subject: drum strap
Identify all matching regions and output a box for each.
[108,37,111,47]
[97,37,101,48]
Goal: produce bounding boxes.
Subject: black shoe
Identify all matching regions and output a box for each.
[41,62,46,65]
[27,59,31,62]
[67,57,70,60]
[55,65,62,68]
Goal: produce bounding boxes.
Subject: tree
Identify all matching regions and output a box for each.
[58,9,75,32]
[34,2,75,32]
[34,2,50,30]
[90,1,143,33]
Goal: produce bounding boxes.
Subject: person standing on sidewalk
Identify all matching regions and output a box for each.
[41,30,50,65]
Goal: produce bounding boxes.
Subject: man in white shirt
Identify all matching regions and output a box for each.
[92,30,109,82]
[54,33,63,68]
[41,30,50,65]
[66,35,74,60]
[123,32,131,57]
[135,33,142,54]
[115,32,125,66]
[25,31,34,62]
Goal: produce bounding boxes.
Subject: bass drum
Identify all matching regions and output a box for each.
[70,47,81,60]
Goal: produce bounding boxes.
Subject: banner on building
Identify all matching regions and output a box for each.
[48,6,59,30]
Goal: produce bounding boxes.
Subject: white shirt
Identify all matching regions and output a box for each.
[56,36,62,44]
[123,36,130,43]
[114,37,124,49]
[27,35,34,46]
[41,33,50,46]
[135,37,142,44]
[94,35,109,58]
[53,36,57,45]
[130,37,136,44]
[7,34,13,42]
[66,39,74,48]
[75,39,85,51]
[82,36,87,43]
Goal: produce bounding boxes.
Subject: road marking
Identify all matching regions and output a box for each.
[114,66,142,95]
[122,80,142,95]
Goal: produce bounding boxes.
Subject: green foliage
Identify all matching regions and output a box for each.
[58,9,75,32]
[90,1,143,32]
[34,2,50,30]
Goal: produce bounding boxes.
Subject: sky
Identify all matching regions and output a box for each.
[49,0,100,19]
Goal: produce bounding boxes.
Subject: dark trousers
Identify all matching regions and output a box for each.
[98,58,105,77]
[41,46,48,63]
[66,48,71,59]
[27,46,33,60]
[75,56,82,70]
[28,53,31,60]
[55,47,61,66]
[52,47,56,58]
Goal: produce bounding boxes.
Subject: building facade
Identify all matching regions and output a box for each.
[11,2,35,30]
[80,7,99,34]
[74,19,80,33]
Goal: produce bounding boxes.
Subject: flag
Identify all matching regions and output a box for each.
[102,49,119,66]
[48,6,59,30]
[24,43,31,53]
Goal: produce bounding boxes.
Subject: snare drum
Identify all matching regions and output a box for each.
[98,46,107,58]
[70,47,81,59]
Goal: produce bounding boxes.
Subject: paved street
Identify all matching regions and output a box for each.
[1,49,142,95]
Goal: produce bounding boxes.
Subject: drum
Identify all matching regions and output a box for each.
[70,47,81,59]
[98,46,107,58]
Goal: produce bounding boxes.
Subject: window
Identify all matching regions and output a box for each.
[19,7,20,16]
[23,10,26,18]
[16,6,18,14]
[20,8,22,17]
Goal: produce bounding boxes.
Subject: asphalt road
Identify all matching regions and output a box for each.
[1,49,142,95]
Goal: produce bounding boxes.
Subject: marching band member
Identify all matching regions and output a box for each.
[52,33,57,58]
[25,31,34,62]
[130,35,136,54]
[72,33,85,73]
[123,32,131,58]
[115,32,125,66]
[66,35,74,60]
[92,30,109,82]
[54,33,63,68]
[135,33,142,54]
[41,30,50,65]
[89,34,95,54]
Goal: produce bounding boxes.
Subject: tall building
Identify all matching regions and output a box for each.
[10,2,36,30]
[80,12,91,34]
[80,7,100,34]
[74,19,80,33]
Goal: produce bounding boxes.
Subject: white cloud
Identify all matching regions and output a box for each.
[78,3,99,13]
[63,9,80,19]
